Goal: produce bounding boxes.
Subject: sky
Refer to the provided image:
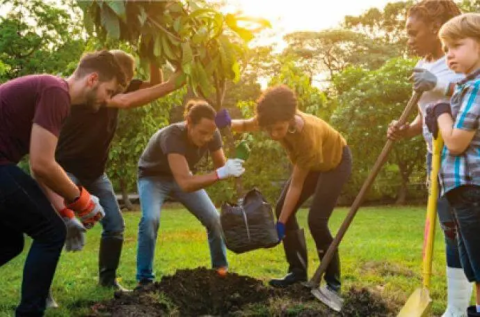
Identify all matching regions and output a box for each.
[222,0,394,49]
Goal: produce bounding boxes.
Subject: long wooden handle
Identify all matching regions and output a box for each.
[309,91,423,287]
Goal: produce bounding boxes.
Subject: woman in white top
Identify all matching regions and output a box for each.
[387,1,469,316]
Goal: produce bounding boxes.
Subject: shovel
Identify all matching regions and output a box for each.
[304,91,423,312]
[397,132,443,317]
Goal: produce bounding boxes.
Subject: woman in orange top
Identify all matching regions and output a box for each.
[216,85,352,300]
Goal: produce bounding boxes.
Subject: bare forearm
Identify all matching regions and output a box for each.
[177,172,219,193]
[403,113,423,139]
[231,118,259,133]
[33,176,67,212]
[278,185,302,224]
[32,162,79,202]
[109,81,176,109]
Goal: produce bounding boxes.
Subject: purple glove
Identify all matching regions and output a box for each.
[276,222,286,241]
[425,102,451,139]
[215,109,232,129]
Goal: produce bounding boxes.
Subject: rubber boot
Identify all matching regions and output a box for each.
[317,244,341,293]
[442,267,472,317]
[467,306,480,317]
[99,237,130,292]
[269,228,308,288]
[45,290,59,309]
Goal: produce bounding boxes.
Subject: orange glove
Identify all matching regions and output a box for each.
[66,187,105,229]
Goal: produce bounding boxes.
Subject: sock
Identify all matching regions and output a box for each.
[476,304,480,312]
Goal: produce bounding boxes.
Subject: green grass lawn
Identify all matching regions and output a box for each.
[0,205,462,316]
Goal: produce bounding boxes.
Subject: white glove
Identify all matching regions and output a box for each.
[59,208,87,252]
[215,159,245,180]
[64,216,86,252]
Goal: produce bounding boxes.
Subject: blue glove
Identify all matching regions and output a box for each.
[425,102,451,139]
[215,109,232,129]
[276,222,286,241]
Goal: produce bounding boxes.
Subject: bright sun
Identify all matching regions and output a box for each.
[222,0,394,48]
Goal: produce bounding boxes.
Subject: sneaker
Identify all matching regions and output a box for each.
[134,279,153,291]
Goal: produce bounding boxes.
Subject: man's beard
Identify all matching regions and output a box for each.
[85,86,101,112]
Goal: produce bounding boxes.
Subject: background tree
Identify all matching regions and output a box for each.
[331,57,425,204]
[0,0,85,81]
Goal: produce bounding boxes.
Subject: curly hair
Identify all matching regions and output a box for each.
[256,85,298,127]
[407,0,461,26]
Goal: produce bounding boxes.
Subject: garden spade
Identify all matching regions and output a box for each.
[397,133,443,317]
[305,91,423,312]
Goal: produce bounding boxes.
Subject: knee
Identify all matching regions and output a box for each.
[204,212,222,232]
[102,213,125,238]
[139,214,159,237]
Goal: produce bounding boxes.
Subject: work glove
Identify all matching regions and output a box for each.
[59,208,86,252]
[276,222,286,242]
[215,109,232,129]
[215,159,245,180]
[66,186,105,229]
[425,102,451,139]
[413,68,453,95]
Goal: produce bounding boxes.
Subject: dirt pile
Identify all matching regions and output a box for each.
[89,267,393,317]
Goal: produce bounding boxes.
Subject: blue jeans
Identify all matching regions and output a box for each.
[426,153,462,268]
[67,173,125,239]
[0,164,66,317]
[136,176,227,282]
[446,185,480,282]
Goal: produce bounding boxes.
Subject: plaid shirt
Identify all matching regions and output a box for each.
[439,68,480,195]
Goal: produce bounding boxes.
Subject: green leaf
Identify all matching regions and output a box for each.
[162,35,176,61]
[101,4,120,39]
[83,9,94,34]
[138,5,148,26]
[236,16,272,28]
[225,14,254,42]
[173,17,182,33]
[181,42,193,65]
[167,2,183,13]
[192,26,207,44]
[218,36,235,78]
[105,0,126,21]
[232,61,240,83]
[189,8,217,20]
[76,0,93,12]
[194,62,214,97]
[154,35,162,57]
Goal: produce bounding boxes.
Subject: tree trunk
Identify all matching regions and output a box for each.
[119,177,134,211]
[395,165,409,205]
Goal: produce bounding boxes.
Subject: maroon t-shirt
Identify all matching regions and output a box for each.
[0,74,70,165]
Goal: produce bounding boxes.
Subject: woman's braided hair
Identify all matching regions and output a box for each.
[407,0,461,26]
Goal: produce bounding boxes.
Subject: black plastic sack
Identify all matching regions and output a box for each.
[220,188,279,254]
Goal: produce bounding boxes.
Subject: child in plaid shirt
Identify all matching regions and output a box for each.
[426,13,480,316]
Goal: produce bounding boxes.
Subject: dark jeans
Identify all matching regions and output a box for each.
[276,146,352,289]
[426,153,462,268]
[0,164,66,317]
[446,185,480,282]
[67,173,125,240]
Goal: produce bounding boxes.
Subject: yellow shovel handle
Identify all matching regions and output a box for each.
[423,134,443,289]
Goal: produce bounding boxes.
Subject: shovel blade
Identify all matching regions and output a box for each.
[311,286,344,312]
[397,287,432,317]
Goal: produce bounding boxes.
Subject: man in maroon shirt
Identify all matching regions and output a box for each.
[0,50,126,317]
[40,50,183,303]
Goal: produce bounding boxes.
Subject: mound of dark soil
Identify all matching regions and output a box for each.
[89,267,394,317]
